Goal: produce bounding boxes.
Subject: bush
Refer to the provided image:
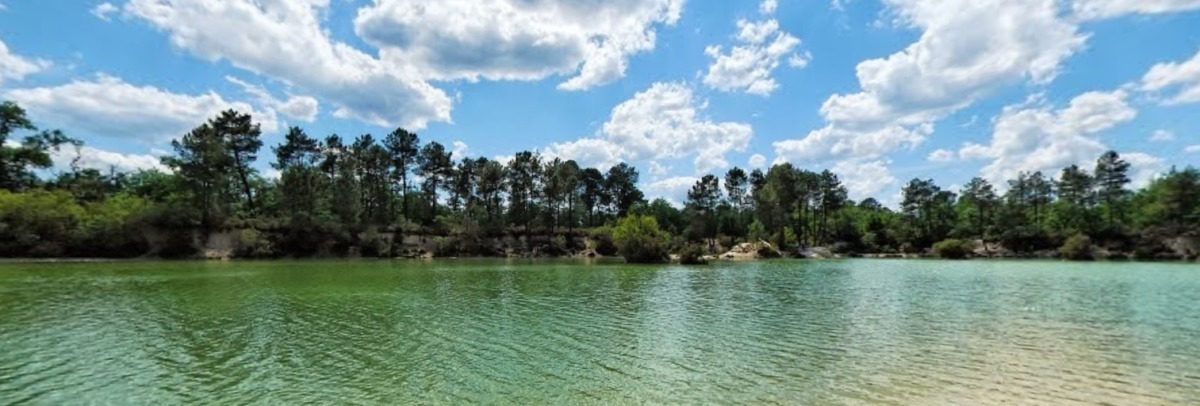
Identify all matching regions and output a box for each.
[1059,233,1093,261]
[612,215,669,263]
[678,244,708,265]
[589,227,619,256]
[932,238,973,259]
[236,229,276,258]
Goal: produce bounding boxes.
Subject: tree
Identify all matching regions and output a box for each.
[724,167,749,240]
[611,214,669,263]
[815,170,848,245]
[212,110,263,214]
[506,151,542,232]
[385,128,420,222]
[1054,164,1094,234]
[272,127,324,219]
[685,174,722,243]
[605,163,644,217]
[958,177,998,247]
[901,178,956,249]
[0,102,79,192]
[579,167,606,227]
[1095,150,1131,230]
[163,122,230,229]
[417,141,453,224]
[1140,166,1200,231]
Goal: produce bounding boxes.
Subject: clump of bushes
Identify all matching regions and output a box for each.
[678,244,708,265]
[589,227,619,256]
[611,215,669,263]
[932,238,973,259]
[1059,233,1093,261]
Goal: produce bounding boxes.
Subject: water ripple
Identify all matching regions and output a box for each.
[1,260,1199,404]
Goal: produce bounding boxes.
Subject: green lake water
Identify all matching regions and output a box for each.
[1,259,1198,405]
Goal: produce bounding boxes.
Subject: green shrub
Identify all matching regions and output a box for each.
[236,229,275,258]
[612,215,669,263]
[1059,234,1093,261]
[678,244,708,265]
[932,238,972,259]
[747,220,768,242]
[589,227,618,256]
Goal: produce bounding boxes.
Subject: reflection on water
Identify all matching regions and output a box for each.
[1,260,1198,404]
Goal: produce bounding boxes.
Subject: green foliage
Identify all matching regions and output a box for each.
[589,227,618,256]
[612,215,669,263]
[747,220,768,242]
[678,244,708,265]
[1059,234,1094,261]
[0,101,1197,262]
[932,239,973,259]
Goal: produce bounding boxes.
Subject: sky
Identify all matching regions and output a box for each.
[0,0,1198,206]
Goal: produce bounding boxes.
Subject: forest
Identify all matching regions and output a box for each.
[0,101,1197,261]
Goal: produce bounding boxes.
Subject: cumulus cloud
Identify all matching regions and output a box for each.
[0,37,49,85]
[226,76,318,122]
[1122,152,1167,188]
[451,140,469,158]
[1150,129,1176,142]
[748,153,767,168]
[52,145,167,173]
[703,17,806,96]
[4,74,279,143]
[927,148,955,162]
[1140,48,1200,105]
[545,82,752,174]
[760,0,778,14]
[774,0,1084,166]
[353,0,682,91]
[963,90,1137,185]
[643,176,698,206]
[832,158,895,201]
[122,0,451,130]
[91,2,118,21]
[1073,0,1200,20]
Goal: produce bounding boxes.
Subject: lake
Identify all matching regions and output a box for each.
[1,259,1198,405]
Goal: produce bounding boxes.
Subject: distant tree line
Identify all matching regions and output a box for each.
[0,102,1197,260]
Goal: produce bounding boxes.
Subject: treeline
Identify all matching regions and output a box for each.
[0,101,1197,260]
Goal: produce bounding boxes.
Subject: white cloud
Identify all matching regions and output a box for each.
[760,0,778,14]
[648,161,670,176]
[748,153,767,168]
[1186,145,1200,153]
[354,0,682,91]
[703,19,806,96]
[774,0,1085,166]
[832,158,895,201]
[52,145,167,173]
[643,176,697,206]
[965,89,1137,185]
[1150,129,1176,142]
[1122,152,1166,188]
[91,2,118,21]
[1073,0,1200,20]
[225,76,318,122]
[123,0,451,130]
[927,148,955,162]
[0,37,49,85]
[546,82,753,174]
[451,140,469,158]
[1141,48,1200,105]
[4,74,279,143]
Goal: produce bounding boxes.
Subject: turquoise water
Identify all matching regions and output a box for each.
[1,259,1198,404]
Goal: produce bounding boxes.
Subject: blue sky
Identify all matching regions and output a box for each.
[0,0,1198,205]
